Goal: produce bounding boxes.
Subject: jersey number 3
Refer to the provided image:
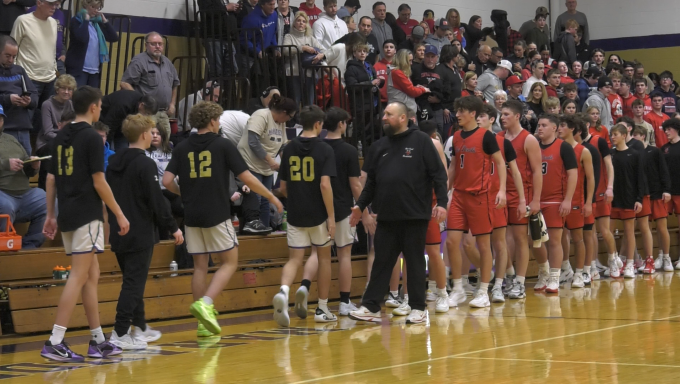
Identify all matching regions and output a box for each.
[290,156,314,181]
[188,151,212,178]
[542,162,548,175]
[56,145,74,176]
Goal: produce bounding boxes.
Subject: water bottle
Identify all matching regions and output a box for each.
[170,261,178,277]
[282,211,287,231]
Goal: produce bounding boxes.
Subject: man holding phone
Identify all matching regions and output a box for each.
[0,35,38,155]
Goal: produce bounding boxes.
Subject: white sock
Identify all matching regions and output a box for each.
[549,268,560,277]
[318,298,328,309]
[592,260,598,268]
[506,266,516,276]
[561,260,571,270]
[202,296,213,306]
[390,290,398,297]
[437,288,448,297]
[495,278,504,287]
[575,268,583,274]
[90,326,105,344]
[280,285,290,296]
[608,253,616,261]
[453,278,463,292]
[403,294,409,302]
[428,280,436,291]
[584,266,591,274]
[626,259,634,267]
[49,325,67,345]
[516,276,526,284]
[540,262,550,273]
[479,282,489,292]
[664,253,670,259]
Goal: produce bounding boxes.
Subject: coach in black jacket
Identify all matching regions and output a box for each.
[348,101,447,324]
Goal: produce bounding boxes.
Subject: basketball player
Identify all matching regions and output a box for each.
[557,114,595,288]
[661,118,680,269]
[499,100,543,299]
[632,127,672,272]
[609,123,646,278]
[41,86,127,361]
[164,101,283,336]
[273,106,337,326]
[296,107,363,317]
[446,96,507,309]
[534,114,578,294]
[582,113,617,279]
[572,115,601,283]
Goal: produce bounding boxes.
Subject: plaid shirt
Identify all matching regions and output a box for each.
[507,29,523,56]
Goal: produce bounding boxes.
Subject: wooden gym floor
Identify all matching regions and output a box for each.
[1,273,680,383]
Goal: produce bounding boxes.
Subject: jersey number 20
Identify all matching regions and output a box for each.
[188,151,212,178]
[290,156,314,181]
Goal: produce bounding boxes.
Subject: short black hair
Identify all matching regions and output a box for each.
[397,3,410,12]
[454,96,484,118]
[372,1,385,10]
[662,118,680,133]
[300,105,325,131]
[383,39,396,48]
[502,99,524,116]
[72,86,102,115]
[559,114,582,137]
[660,70,673,80]
[0,35,18,53]
[419,120,437,136]
[616,116,635,128]
[323,107,350,132]
[650,91,664,101]
[359,15,372,24]
[481,104,498,122]
[93,121,110,134]
[139,94,159,115]
[439,45,459,64]
[620,76,633,88]
[60,110,76,123]
[605,62,622,75]
[491,46,503,55]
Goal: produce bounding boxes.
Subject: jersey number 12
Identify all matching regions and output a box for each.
[188,151,212,178]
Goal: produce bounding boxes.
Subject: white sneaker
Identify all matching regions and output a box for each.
[392,299,411,316]
[314,307,337,323]
[534,270,548,291]
[272,291,290,327]
[591,269,601,280]
[675,259,680,270]
[110,330,147,350]
[508,281,526,299]
[583,272,591,286]
[654,254,664,270]
[663,255,674,272]
[385,292,402,308]
[490,286,505,303]
[448,290,466,307]
[406,309,428,324]
[435,295,450,313]
[546,275,559,293]
[560,267,574,285]
[571,273,584,288]
[338,301,358,316]
[608,258,621,278]
[469,290,490,308]
[132,326,161,343]
[425,289,437,302]
[463,282,476,296]
[295,286,309,319]
[623,263,635,278]
[617,256,624,269]
[348,306,381,323]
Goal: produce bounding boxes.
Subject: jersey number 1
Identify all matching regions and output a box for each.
[290,156,315,181]
[188,151,212,178]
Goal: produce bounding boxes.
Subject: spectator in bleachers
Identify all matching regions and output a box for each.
[100,90,158,150]
[436,45,461,134]
[397,25,422,52]
[246,86,280,115]
[337,17,379,64]
[387,49,428,115]
[656,71,678,116]
[342,15,356,33]
[237,0,258,28]
[238,94,297,228]
[120,31,179,138]
[345,43,382,142]
[553,19,578,66]
[394,4,418,37]
[508,40,527,73]
[219,110,250,146]
[336,0,360,19]
[0,104,46,249]
[284,11,324,107]
[464,15,484,58]
[524,13,549,55]
[554,0,589,44]
[384,12,405,47]
[519,7,550,46]
[37,110,74,190]
[522,59,546,97]
[65,0,119,87]
[584,76,614,129]
[466,44,492,77]
[27,1,65,74]
[276,0,299,45]
[0,36,38,155]
[198,0,241,79]
[146,124,183,220]
[36,74,75,158]
[0,0,35,36]
[177,81,220,132]
[241,0,279,68]
[93,121,115,171]
[370,2,392,54]
[313,0,348,50]
[423,18,449,53]
[476,59,512,104]
[574,31,589,64]
[11,0,60,138]
[299,0,322,26]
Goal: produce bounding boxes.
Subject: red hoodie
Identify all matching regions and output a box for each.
[621,93,636,118]
[374,59,391,102]
[636,93,652,116]
[608,93,623,121]
[299,2,322,25]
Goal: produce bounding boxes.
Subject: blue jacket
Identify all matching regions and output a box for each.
[240,5,277,56]
[575,78,590,111]
[0,64,38,132]
[65,16,119,75]
[103,141,115,171]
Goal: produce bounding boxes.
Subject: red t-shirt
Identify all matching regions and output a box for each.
[397,19,419,36]
[373,59,390,102]
[608,93,623,122]
[546,86,558,98]
[621,93,636,118]
[636,94,652,115]
[560,75,574,84]
[299,3,322,25]
[644,112,670,148]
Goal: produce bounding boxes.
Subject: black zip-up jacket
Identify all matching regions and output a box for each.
[345,59,382,113]
[435,62,461,112]
[411,62,444,116]
[106,148,178,253]
[358,127,448,221]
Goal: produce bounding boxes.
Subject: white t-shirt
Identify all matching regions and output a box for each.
[237,109,287,176]
[219,110,250,146]
[146,149,172,190]
[11,13,57,83]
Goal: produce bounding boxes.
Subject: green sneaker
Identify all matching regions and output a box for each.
[190,299,221,335]
[197,323,214,337]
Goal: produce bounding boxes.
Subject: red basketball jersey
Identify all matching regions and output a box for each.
[499,129,533,195]
[453,128,492,193]
[541,138,568,203]
[489,135,507,194]
[571,144,585,207]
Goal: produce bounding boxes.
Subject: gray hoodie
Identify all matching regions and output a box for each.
[584,89,613,129]
[476,69,503,104]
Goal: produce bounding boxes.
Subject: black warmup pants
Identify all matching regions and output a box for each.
[114,247,154,336]
[361,220,429,312]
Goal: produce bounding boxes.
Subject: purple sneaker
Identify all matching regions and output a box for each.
[41,341,85,362]
[87,340,123,358]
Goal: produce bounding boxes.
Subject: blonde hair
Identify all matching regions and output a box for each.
[545,96,560,110]
[585,106,603,131]
[565,19,580,30]
[393,49,413,77]
[528,82,548,111]
[55,74,77,91]
[122,114,155,143]
[294,11,312,37]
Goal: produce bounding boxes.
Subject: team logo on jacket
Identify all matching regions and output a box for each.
[404,147,414,158]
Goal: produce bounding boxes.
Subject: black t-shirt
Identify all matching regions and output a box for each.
[280,136,336,227]
[641,145,671,200]
[166,132,248,227]
[581,141,601,202]
[324,139,361,221]
[451,128,500,156]
[611,147,645,209]
[627,137,644,151]
[661,141,680,195]
[49,122,105,232]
